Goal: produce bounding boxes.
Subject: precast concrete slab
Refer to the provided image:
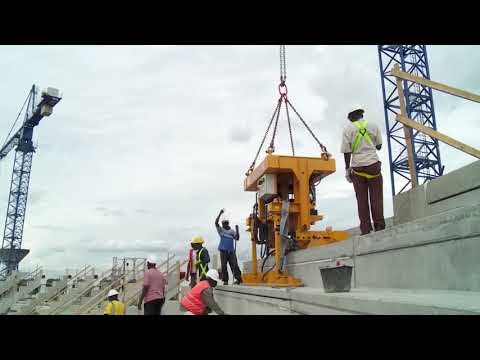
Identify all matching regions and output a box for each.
[214,285,480,315]
[394,160,480,225]
[243,203,480,292]
[426,160,480,204]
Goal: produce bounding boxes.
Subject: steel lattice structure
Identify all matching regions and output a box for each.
[0,85,61,280]
[0,151,34,277]
[378,45,444,196]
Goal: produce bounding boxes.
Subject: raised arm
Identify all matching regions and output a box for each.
[215,209,224,227]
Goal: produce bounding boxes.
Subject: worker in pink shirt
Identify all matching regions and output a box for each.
[138,255,167,315]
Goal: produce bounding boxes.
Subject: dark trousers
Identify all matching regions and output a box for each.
[144,298,165,315]
[220,250,242,283]
[352,161,386,235]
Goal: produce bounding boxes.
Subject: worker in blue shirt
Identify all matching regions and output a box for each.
[215,209,242,285]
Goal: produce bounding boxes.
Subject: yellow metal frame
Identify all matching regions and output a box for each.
[242,154,349,287]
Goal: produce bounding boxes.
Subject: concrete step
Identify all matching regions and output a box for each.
[244,203,480,292]
[214,285,480,315]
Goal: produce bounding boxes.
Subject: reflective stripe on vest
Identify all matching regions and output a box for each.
[352,169,381,180]
[352,120,373,153]
[180,280,210,315]
[111,301,116,315]
[196,248,207,278]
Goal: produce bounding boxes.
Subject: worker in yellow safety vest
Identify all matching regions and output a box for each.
[104,289,126,315]
[341,107,386,235]
[189,236,210,283]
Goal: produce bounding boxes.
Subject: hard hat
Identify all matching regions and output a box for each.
[108,289,119,297]
[147,255,157,264]
[191,236,205,244]
[348,105,365,120]
[206,269,221,283]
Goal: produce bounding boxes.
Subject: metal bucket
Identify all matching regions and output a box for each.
[319,265,353,293]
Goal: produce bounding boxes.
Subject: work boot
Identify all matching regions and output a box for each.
[233,279,242,285]
[223,281,228,286]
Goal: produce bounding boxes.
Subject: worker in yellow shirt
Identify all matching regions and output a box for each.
[104,289,126,315]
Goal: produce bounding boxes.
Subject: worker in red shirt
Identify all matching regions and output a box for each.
[180,269,227,315]
[137,255,167,315]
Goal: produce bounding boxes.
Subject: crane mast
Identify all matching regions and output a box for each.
[378,45,444,196]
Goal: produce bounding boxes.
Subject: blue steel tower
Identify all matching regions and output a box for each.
[0,85,62,280]
[378,45,444,196]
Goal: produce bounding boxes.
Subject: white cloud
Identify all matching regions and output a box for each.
[0,45,477,277]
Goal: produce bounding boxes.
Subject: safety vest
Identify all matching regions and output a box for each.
[180,280,210,315]
[105,300,125,315]
[196,248,208,279]
[352,120,373,153]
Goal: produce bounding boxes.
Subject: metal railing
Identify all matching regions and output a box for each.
[80,255,177,315]
[48,266,112,315]
[21,265,43,282]
[0,271,21,297]
[44,265,92,303]
[0,267,44,314]
[124,259,186,310]
[75,258,149,315]
[81,256,183,315]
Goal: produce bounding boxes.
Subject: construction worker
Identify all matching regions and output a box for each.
[137,255,167,315]
[341,107,386,235]
[104,289,126,315]
[189,236,210,283]
[180,269,227,315]
[215,209,242,285]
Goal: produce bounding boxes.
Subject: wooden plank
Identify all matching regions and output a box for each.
[391,67,480,103]
[394,64,419,187]
[396,114,480,159]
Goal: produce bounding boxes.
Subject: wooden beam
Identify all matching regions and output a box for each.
[396,114,480,159]
[394,64,419,187]
[391,67,480,103]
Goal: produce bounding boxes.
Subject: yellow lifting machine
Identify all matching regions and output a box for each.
[242,46,349,287]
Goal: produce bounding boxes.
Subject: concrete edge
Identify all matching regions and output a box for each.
[215,286,480,315]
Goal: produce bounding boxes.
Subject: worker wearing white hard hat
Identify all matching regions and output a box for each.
[138,254,167,315]
[215,208,242,285]
[104,288,126,315]
[180,269,227,315]
[147,255,157,265]
[341,105,385,235]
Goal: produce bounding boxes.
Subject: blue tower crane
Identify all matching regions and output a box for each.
[0,85,62,280]
[378,45,444,196]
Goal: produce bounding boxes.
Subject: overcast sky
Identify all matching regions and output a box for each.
[0,45,478,276]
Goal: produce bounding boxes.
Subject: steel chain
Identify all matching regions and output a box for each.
[268,97,283,151]
[286,99,328,153]
[246,45,329,175]
[280,45,287,84]
[247,98,282,175]
[285,96,295,156]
